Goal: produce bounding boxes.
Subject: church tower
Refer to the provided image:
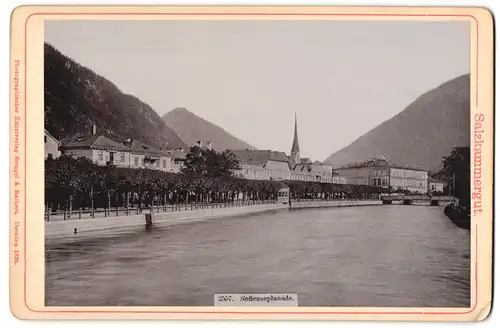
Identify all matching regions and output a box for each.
[290,113,300,166]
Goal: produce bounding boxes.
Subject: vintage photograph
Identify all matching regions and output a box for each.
[43,19,471,307]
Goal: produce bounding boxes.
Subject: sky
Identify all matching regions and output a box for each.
[45,20,469,161]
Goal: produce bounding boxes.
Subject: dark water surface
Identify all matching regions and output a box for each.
[45,206,470,307]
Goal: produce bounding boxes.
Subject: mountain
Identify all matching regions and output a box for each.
[324,74,470,172]
[162,107,256,151]
[44,43,187,150]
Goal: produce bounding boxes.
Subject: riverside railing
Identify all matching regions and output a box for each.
[44,199,279,222]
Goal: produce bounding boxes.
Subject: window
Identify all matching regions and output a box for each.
[44,136,47,143]
[156,160,160,167]
[142,158,145,166]
[134,157,139,166]
[98,151,103,161]
[163,159,167,168]
[121,153,125,162]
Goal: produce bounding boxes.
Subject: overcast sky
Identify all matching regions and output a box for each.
[45,20,469,161]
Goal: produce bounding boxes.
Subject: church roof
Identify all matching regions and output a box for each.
[290,113,300,154]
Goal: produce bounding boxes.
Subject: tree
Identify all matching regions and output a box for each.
[441,146,470,207]
[182,146,241,178]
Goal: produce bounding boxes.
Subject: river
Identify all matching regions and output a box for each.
[45,205,470,307]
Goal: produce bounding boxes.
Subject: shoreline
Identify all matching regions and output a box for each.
[45,203,288,245]
[45,200,384,245]
[444,204,471,230]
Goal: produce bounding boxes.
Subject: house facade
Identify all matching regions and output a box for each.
[122,139,174,172]
[60,131,184,173]
[232,115,344,184]
[232,150,291,181]
[334,155,428,194]
[60,134,131,167]
[237,163,271,180]
[165,149,186,173]
[44,130,61,160]
[428,178,445,194]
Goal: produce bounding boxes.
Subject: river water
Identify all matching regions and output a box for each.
[45,205,470,307]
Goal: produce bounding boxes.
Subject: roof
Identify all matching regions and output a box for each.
[166,149,186,160]
[309,163,333,173]
[61,135,130,152]
[290,113,300,154]
[44,129,60,144]
[124,140,166,157]
[336,155,427,172]
[300,157,312,164]
[291,164,311,173]
[231,150,290,166]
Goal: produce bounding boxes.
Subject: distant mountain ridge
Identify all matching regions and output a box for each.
[324,74,470,172]
[44,43,187,150]
[162,107,256,151]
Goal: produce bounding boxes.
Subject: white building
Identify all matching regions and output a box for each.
[122,139,174,172]
[334,155,428,194]
[428,178,445,194]
[44,130,61,160]
[232,150,291,181]
[60,132,184,173]
[60,134,131,166]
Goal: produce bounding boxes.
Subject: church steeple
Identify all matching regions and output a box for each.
[290,113,300,166]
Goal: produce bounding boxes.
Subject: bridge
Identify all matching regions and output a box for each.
[380,195,457,206]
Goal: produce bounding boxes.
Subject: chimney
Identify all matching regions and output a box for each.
[91,124,97,136]
[206,141,212,150]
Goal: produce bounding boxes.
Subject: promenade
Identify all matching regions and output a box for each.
[291,199,382,209]
[45,199,384,245]
[45,202,288,245]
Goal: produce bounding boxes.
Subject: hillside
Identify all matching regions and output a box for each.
[44,43,187,150]
[162,107,255,151]
[324,74,470,172]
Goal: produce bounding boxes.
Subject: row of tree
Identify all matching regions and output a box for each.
[44,155,386,212]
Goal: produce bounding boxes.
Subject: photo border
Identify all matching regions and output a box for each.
[9,6,493,321]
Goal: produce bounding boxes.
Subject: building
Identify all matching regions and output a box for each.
[122,139,173,172]
[232,150,290,181]
[59,125,183,173]
[290,161,333,183]
[232,114,343,184]
[428,178,445,194]
[290,113,300,167]
[334,155,428,193]
[166,149,186,173]
[44,130,61,160]
[60,134,131,167]
[290,163,316,182]
[332,172,348,184]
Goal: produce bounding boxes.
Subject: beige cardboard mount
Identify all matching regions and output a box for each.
[9,5,493,321]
